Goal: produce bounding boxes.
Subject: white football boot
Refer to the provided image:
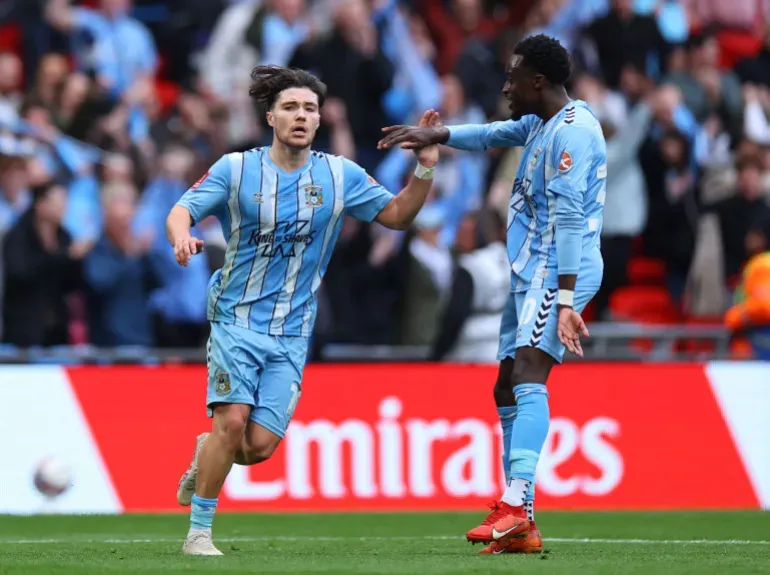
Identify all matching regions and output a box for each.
[177,433,209,506]
[182,530,223,556]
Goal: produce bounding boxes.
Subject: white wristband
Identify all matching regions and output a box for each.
[558,289,575,307]
[414,163,435,180]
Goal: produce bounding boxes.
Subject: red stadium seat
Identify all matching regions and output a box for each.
[0,24,21,53]
[627,257,666,286]
[609,286,681,323]
[609,287,681,353]
[676,316,724,354]
[155,80,180,114]
[716,29,761,69]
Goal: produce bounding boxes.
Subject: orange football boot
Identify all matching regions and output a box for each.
[466,501,529,544]
[478,522,543,555]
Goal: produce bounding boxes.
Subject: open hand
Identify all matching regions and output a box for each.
[414,109,441,168]
[378,109,449,152]
[557,307,589,357]
[174,237,204,267]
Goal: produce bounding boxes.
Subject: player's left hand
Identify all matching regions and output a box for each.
[414,109,440,169]
[557,306,589,357]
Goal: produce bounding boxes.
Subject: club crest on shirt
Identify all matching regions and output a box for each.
[558,151,573,172]
[304,185,323,208]
[367,174,379,186]
[530,147,542,168]
[253,192,263,204]
[214,371,231,396]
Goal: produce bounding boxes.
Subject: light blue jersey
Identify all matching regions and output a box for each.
[176,147,394,338]
[446,100,606,293]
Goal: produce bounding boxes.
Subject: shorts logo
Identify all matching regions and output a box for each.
[558,151,573,172]
[304,185,323,208]
[530,289,557,347]
[214,371,231,396]
[191,171,211,190]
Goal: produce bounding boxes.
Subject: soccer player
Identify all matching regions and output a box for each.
[167,65,440,556]
[378,34,606,554]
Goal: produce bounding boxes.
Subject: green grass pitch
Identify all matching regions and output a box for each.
[0,511,768,574]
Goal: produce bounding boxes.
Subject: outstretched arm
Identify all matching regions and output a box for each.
[378,115,534,152]
[346,111,441,230]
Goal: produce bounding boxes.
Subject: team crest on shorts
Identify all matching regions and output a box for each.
[214,371,231,395]
[304,185,323,208]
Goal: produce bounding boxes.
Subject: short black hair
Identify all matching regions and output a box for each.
[31,181,62,205]
[248,65,327,110]
[513,34,571,85]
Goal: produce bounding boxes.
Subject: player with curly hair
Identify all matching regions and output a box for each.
[379,34,607,554]
[167,65,441,556]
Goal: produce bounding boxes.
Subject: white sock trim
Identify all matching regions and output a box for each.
[501,478,531,507]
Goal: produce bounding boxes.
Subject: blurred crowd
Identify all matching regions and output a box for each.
[0,0,769,358]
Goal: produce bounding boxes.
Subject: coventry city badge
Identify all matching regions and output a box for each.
[304,185,323,208]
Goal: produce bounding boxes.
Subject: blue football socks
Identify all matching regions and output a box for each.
[190,494,218,532]
[497,405,517,482]
[502,383,549,507]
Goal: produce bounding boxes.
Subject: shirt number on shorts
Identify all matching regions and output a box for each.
[520,297,537,325]
[286,383,301,419]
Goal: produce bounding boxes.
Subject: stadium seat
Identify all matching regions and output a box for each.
[677,316,724,354]
[0,24,20,54]
[609,286,680,323]
[627,257,666,286]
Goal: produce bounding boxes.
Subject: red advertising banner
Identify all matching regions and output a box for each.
[63,363,761,512]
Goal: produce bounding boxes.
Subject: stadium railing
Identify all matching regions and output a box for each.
[0,322,732,364]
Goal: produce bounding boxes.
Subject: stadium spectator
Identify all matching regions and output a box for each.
[1,182,89,347]
[581,0,669,89]
[289,0,395,172]
[198,0,265,148]
[0,154,32,235]
[454,28,518,118]
[582,75,651,317]
[0,52,23,123]
[640,126,698,301]
[375,74,487,248]
[83,180,154,346]
[431,209,509,362]
[32,53,69,111]
[400,204,452,346]
[707,154,770,284]
[417,0,516,75]
[134,144,210,348]
[663,30,743,135]
[44,0,158,101]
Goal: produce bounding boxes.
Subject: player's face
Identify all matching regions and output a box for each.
[502,55,540,120]
[267,87,321,150]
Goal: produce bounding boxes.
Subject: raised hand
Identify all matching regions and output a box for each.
[378,108,449,151]
[414,109,441,168]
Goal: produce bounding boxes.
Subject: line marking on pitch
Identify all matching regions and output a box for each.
[0,536,768,546]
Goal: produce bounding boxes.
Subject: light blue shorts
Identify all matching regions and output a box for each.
[498,288,597,363]
[206,322,308,438]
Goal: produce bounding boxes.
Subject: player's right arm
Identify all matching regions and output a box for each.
[377,116,534,152]
[167,155,231,267]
